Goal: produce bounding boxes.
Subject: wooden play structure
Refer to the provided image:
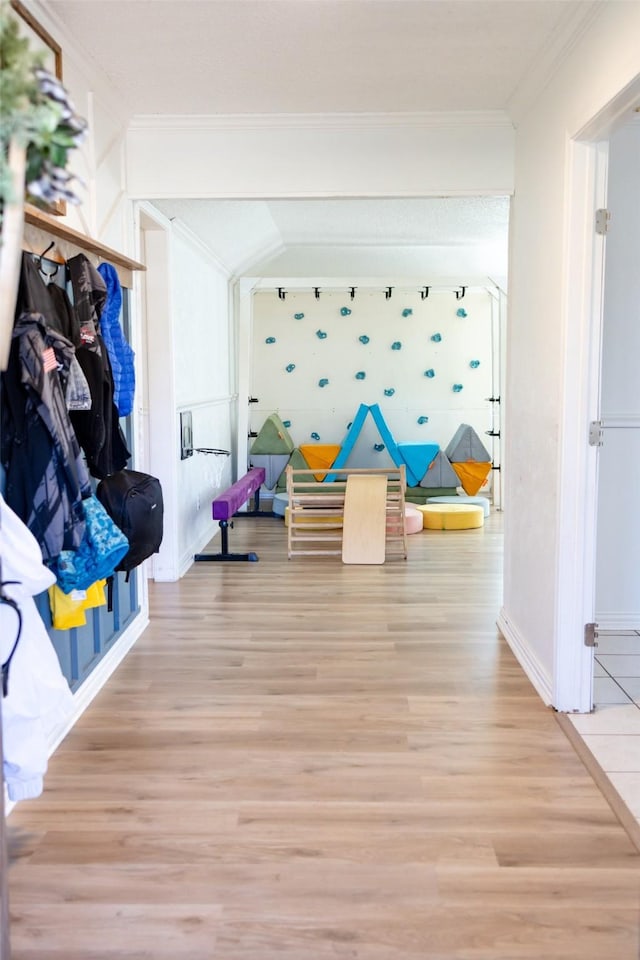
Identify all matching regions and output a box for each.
[285,465,408,563]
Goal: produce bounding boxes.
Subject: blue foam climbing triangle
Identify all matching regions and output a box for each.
[396,442,440,488]
[326,403,404,481]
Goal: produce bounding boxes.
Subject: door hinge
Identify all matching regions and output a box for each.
[589,421,603,447]
[584,622,599,648]
[595,208,611,235]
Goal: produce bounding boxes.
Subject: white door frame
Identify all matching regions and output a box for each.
[554,77,640,712]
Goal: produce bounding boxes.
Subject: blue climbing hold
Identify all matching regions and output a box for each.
[355,371,366,380]
[374,443,385,452]
[402,308,413,318]
[417,416,429,425]
[424,369,435,379]
[452,383,464,393]
[469,359,480,369]
[430,333,442,343]
[391,341,402,351]
[456,308,467,318]
[316,329,327,339]
[318,378,329,388]
[311,432,321,441]
[265,336,276,344]
[358,335,370,344]
[294,313,304,320]
[285,363,296,373]
[347,422,353,430]
[283,420,292,428]
[340,307,352,316]
[383,388,395,397]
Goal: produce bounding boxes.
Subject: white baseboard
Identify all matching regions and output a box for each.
[497,607,554,705]
[595,612,640,632]
[5,609,149,817]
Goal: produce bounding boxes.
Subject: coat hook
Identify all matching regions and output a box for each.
[277,287,286,300]
[314,287,321,299]
[455,286,467,300]
[385,286,393,300]
[350,286,356,300]
[420,286,430,300]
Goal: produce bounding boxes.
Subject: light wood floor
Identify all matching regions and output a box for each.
[6,514,640,959]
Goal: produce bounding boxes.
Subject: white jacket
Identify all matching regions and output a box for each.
[1,493,74,801]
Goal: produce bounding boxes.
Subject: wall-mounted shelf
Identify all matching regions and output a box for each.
[23,204,145,287]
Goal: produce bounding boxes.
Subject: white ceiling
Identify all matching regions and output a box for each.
[49,0,590,117]
[44,0,593,281]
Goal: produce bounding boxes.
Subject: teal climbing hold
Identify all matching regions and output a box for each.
[402,308,413,317]
[424,369,435,379]
[391,341,402,351]
[340,307,352,316]
[294,313,304,320]
[265,336,276,344]
[358,335,370,345]
[347,422,353,430]
[417,416,429,425]
[456,308,467,318]
[316,329,327,339]
[311,432,321,441]
[469,359,480,369]
[374,443,385,452]
[383,388,395,397]
[452,383,464,392]
[430,333,442,343]
[318,378,329,388]
[285,363,296,373]
[355,371,366,380]
[283,420,292,428]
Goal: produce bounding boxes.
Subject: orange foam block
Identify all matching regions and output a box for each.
[299,444,341,481]
[452,461,492,496]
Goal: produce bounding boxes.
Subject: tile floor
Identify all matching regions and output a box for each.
[568,629,640,822]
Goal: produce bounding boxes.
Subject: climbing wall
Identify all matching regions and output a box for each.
[251,288,494,481]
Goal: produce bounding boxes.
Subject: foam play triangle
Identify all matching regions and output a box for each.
[420,450,460,489]
[249,453,291,491]
[299,444,342,481]
[250,413,295,455]
[445,423,490,463]
[327,403,403,480]
[276,448,310,491]
[396,442,439,488]
[451,460,492,496]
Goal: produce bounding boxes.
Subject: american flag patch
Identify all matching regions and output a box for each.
[42,347,57,373]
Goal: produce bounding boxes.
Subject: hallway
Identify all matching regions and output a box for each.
[7,514,640,959]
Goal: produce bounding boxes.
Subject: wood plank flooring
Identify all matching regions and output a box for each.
[6,513,640,959]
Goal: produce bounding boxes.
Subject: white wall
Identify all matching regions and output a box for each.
[127,113,514,200]
[501,2,640,707]
[595,122,640,628]
[250,288,493,482]
[170,224,233,573]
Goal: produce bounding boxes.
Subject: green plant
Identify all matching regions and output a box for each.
[0,4,86,217]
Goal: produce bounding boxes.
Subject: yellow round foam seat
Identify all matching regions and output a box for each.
[416,503,484,530]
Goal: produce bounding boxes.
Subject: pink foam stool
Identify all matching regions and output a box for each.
[405,505,423,535]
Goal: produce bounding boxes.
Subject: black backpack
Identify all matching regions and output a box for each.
[96,469,164,575]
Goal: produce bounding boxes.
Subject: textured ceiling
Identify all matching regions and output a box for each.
[45,0,578,279]
[48,0,589,116]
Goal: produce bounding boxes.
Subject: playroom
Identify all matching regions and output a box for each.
[241,279,502,556]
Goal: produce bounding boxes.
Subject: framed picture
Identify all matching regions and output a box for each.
[10,0,66,216]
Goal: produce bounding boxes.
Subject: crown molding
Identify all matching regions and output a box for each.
[128,110,513,134]
[506,1,603,125]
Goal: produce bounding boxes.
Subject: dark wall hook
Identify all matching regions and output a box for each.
[455,286,467,300]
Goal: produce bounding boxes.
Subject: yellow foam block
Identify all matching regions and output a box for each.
[416,503,484,530]
[451,461,492,496]
[298,444,341,481]
[285,506,343,528]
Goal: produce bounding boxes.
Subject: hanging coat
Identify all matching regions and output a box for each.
[0,494,75,802]
[0,312,91,562]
